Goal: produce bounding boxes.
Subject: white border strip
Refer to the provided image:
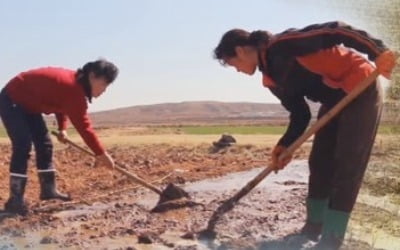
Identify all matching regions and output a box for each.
[37,169,56,173]
[10,173,28,178]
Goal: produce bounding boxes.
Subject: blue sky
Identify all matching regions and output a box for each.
[0,0,390,111]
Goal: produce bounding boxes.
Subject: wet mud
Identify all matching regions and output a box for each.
[0,144,396,249]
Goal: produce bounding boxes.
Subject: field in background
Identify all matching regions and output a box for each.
[0,124,399,140]
[1,124,398,148]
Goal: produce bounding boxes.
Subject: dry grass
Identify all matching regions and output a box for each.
[346,134,400,249]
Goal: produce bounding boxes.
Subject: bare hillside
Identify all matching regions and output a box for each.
[89,101,309,126]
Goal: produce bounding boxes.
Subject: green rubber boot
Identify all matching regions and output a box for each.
[314,209,350,250]
[300,198,328,241]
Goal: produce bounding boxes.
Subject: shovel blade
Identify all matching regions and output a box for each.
[150,183,194,213]
[157,183,190,204]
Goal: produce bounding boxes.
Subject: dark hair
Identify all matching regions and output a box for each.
[213,29,272,65]
[76,59,119,102]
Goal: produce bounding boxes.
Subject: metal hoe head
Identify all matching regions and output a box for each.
[151,183,196,213]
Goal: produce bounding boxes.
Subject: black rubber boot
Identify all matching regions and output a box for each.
[4,176,29,216]
[38,171,71,201]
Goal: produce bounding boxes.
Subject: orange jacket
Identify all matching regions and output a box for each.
[259,21,386,146]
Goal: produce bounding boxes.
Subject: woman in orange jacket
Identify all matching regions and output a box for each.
[213,21,396,249]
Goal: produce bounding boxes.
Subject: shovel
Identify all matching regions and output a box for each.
[200,69,381,238]
[51,131,197,212]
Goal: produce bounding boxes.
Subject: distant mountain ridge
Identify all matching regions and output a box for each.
[89,101,320,126]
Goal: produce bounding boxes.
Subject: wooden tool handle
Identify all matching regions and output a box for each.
[281,69,380,159]
[51,131,163,195]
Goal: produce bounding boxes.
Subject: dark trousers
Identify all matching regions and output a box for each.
[308,81,382,212]
[0,89,54,176]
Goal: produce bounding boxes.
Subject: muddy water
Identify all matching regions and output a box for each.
[186,160,308,191]
[135,160,308,209]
